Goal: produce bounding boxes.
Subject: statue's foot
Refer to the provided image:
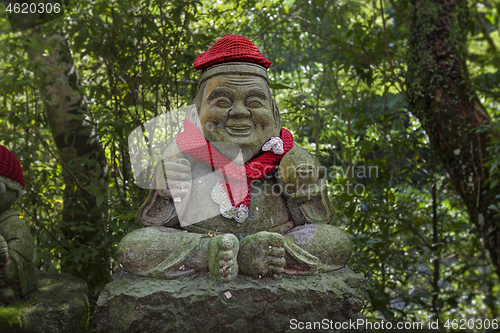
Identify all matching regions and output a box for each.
[238,231,285,279]
[208,234,239,283]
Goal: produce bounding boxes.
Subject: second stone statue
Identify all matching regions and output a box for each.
[0,145,37,305]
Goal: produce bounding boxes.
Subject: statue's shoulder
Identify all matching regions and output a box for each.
[0,209,36,258]
[0,208,20,224]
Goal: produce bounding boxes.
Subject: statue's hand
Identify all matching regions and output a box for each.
[156,158,192,200]
[281,164,329,203]
[280,164,322,201]
[0,235,8,265]
[295,164,319,190]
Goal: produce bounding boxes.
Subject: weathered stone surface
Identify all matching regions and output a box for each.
[96,268,365,333]
[0,271,89,333]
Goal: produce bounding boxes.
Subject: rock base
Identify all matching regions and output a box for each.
[0,271,89,333]
[95,268,366,333]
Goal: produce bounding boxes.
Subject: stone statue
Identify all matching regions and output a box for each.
[0,145,38,305]
[118,35,352,282]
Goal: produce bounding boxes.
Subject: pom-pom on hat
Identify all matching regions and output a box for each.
[0,144,24,191]
[194,35,272,70]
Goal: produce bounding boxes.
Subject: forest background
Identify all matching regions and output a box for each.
[0,0,499,331]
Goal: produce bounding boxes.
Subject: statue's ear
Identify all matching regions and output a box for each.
[187,104,198,122]
[271,98,281,136]
[0,182,5,201]
[187,104,203,131]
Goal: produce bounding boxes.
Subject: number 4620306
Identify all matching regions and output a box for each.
[444,319,498,330]
[6,2,61,14]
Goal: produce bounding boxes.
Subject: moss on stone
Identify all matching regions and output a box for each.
[0,271,89,333]
[0,299,37,331]
[76,297,90,333]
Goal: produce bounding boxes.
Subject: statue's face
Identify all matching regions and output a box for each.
[199,75,276,162]
[0,182,19,212]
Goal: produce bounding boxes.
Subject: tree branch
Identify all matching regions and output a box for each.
[19,122,96,200]
[398,218,434,250]
[387,0,411,29]
[17,203,62,245]
[476,12,498,52]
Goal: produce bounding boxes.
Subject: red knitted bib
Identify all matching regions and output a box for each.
[176,119,293,218]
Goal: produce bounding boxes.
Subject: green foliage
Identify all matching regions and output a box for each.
[0,0,499,330]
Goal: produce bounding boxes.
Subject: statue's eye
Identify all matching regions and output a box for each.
[247,99,263,108]
[215,98,231,108]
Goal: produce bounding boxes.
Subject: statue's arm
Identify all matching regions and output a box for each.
[0,234,8,264]
[0,214,38,298]
[138,142,195,227]
[278,146,334,226]
[0,215,36,263]
[137,190,180,227]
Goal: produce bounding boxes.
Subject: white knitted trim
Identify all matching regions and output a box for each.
[211,182,249,223]
[262,137,284,155]
[0,175,22,192]
[234,205,249,223]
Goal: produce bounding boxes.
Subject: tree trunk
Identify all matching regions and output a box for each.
[28,32,110,291]
[406,0,500,276]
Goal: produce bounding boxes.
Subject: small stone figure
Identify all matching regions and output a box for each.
[118,35,352,282]
[0,145,37,305]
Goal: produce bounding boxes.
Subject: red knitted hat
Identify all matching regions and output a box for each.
[194,35,272,70]
[0,145,24,189]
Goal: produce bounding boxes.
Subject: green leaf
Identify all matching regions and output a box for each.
[96,195,104,207]
[488,204,499,212]
[269,82,292,90]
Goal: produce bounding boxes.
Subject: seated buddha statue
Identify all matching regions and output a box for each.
[117,35,352,282]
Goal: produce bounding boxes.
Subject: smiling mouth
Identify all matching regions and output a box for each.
[225,124,254,136]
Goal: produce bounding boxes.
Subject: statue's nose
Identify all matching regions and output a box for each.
[228,102,251,118]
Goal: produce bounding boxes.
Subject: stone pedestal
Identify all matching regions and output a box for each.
[95,268,366,333]
[0,271,89,333]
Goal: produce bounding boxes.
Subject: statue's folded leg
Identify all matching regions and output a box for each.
[0,248,37,304]
[117,227,208,279]
[0,255,18,303]
[283,224,352,273]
